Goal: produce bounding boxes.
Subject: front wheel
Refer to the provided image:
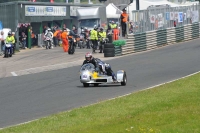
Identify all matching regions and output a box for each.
[121,73,127,86]
[83,83,89,87]
[46,41,49,49]
[5,49,9,58]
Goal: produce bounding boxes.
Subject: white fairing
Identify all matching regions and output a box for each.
[5,43,11,47]
[116,70,125,82]
[80,70,91,83]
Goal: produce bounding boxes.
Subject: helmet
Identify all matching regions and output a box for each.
[8,31,12,36]
[84,27,88,30]
[109,20,112,23]
[85,52,93,62]
[66,28,70,32]
[100,27,104,32]
[112,21,115,24]
[47,28,51,31]
[94,25,98,30]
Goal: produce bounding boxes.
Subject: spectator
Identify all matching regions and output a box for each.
[31,31,36,46]
[174,21,176,27]
[120,8,129,37]
[21,31,27,49]
[72,25,77,34]
[43,26,47,34]
[0,31,5,52]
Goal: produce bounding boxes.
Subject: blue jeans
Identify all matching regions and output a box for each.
[1,44,5,52]
[23,40,27,48]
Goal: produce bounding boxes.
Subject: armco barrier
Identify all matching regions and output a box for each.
[115,22,200,56]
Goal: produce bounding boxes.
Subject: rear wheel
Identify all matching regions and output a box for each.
[121,73,127,86]
[46,42,49,49]
[83,83,89,87]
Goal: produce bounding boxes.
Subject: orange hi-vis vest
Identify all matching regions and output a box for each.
[121,13,128,22]
[61,31,68,39]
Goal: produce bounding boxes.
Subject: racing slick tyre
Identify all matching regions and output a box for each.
[104,43,114,48]
[83,83,89,87]
[68,45,75,55]
[121,72,127,86]
[5,49,9,58]
[104,48,115,57]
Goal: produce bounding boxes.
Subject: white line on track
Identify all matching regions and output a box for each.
[1,70,200,130]
[10,72,18,76]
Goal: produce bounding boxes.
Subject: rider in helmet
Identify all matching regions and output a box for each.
[45,28,53,43]
[5,31,15,57]
[82,52,99,72]
[82,52,116,81]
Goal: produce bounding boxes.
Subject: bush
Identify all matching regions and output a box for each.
[112,40,126,46]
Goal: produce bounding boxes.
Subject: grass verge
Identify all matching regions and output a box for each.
[1,73,200,133]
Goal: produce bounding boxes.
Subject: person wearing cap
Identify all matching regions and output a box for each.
[120,8,129,37]
[61,28,69,52]
[110,21,117,29]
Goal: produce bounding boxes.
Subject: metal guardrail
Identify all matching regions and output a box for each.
[37,34,44,48]
[114,22,200,56]
[130,4,200,34]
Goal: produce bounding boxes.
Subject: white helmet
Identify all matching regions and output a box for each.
[66,28,70,32]
[47,28,51,31]
[85,52,93,61]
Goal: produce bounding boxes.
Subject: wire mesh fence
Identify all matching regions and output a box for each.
[129,4,200,34]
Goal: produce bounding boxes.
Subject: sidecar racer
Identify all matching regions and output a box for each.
[80,63,127,87]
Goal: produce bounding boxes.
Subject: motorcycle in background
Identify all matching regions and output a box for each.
[68,36,76,54]
[45,37,53,49]
[78,33,86,49]
[4,43,13,58]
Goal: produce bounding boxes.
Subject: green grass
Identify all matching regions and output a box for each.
[1,73,200,133]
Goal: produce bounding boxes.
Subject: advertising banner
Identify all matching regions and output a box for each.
[25,5,66,16]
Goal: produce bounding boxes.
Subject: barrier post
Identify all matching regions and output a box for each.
[28,26,31,49]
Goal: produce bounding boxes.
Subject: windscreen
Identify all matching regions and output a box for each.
[80,63,95,71]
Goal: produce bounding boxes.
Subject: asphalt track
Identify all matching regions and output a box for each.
[1,39,200,128]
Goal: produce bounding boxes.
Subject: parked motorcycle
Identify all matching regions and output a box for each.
[4,43,13,58]
[78,33,86,49]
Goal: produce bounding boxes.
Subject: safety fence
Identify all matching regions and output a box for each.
[129,4,200,34]
[114,22,200,56]
[37,34,45,48]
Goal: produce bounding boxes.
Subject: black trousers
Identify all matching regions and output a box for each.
[99,41,104,53]
[91,40,98,52]
[121,22,126,37]
[53,37,58,47]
